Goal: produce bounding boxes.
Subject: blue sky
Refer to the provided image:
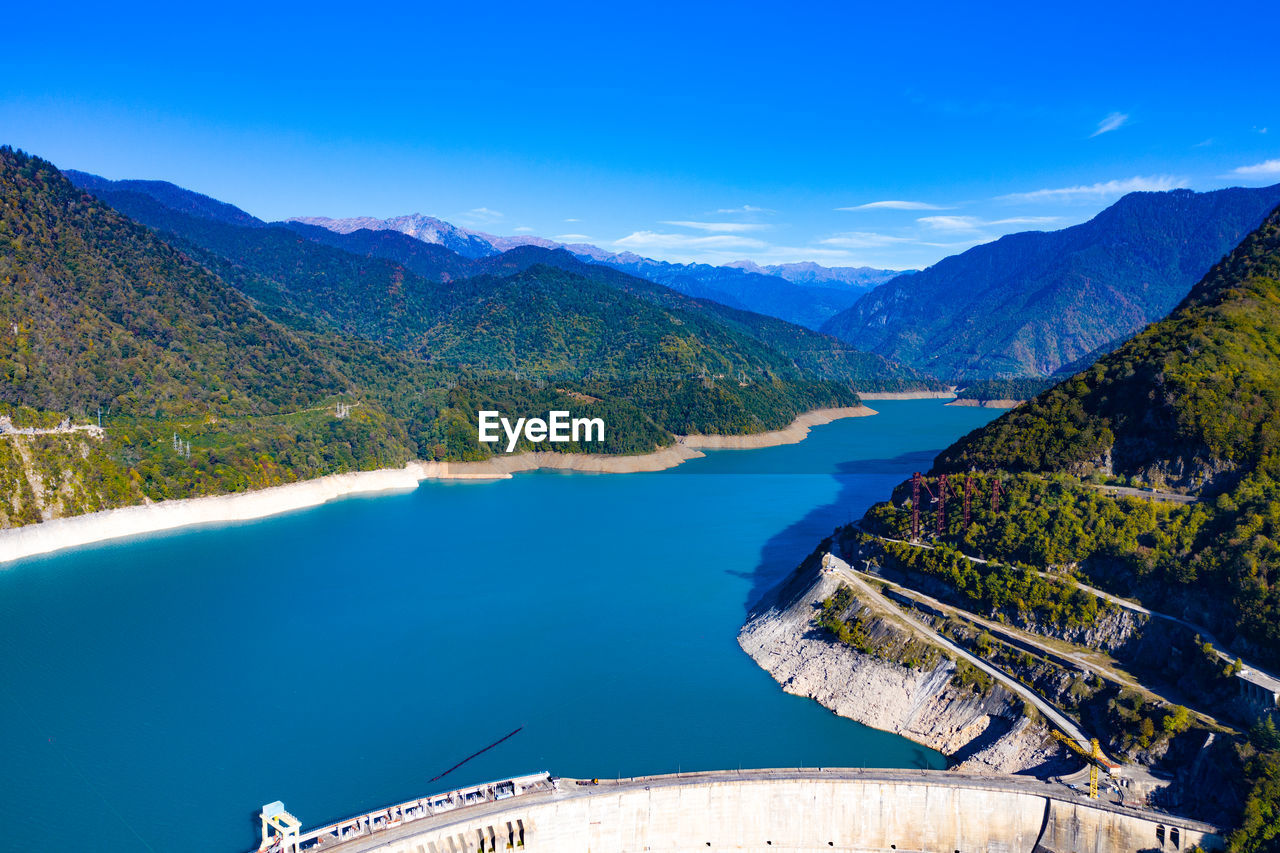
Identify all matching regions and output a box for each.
[3,0,1278,269]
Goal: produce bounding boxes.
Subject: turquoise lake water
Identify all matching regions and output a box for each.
[0,400,999,852]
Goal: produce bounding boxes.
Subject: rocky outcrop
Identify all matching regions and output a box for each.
[738,548,1068,776]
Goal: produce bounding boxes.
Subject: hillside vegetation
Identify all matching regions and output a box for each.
[73,186,867,430]
[0,147,902,528]
[76,175,936,394]
[854,201,1280,844]
[938,205,1280,490]
[920,203,1280,662]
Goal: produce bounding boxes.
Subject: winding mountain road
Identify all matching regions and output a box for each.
[825,554,1096,754]
[856,524,1280,691]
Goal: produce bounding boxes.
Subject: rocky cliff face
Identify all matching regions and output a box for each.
[738,547,1068,776]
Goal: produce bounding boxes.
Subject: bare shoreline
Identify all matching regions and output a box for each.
[856,390,956,400]
[0,405,876,565]
[945,398,1023,409]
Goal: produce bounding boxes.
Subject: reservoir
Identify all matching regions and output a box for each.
[0,400,999,852]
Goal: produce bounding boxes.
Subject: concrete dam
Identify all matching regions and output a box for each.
[257,768,1223,853]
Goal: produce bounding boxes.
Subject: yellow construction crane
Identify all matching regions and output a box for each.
[1089,739,1101,799]
[1051,732,1111,799]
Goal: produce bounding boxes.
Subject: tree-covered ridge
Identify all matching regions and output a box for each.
[0,145,880,530]
[68,186,450,349]
[69,173,872,435]
[78,184,850,390]
[434,244,941,392]
[936,202,1280,490]
[848,205,1280,846]
[954,378,1054,402]
[66,172,939,393]
[0,147,345,419]
[918,203,1280,661]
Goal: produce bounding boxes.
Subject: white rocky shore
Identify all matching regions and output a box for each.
[0,406,875,564]
[944,398,1023,409]
[738,548,1064,775]
[856,390,956,401]
[678,405,876,449]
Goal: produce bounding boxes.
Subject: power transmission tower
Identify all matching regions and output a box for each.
[963,474,974,528]
[911,472,921,541]
[937,474,948,537]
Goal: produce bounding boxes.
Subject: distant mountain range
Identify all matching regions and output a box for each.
[821,184,1280,382]
[290,213,502,259]
[0,145,948,527]
[68,172,937,395]
[290,214,899,329]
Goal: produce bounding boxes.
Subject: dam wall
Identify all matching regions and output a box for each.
[302,769,1222,853]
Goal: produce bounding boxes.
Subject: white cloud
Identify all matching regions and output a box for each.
[660,220,771,233]
[817,231,915,248]
[917,215,1061,233]
[454,207,504,226]
[512,225,535,233]
[1231,159,1280,177]
[1091,112,1129,137]
[916,216,981,232]
[613,231,770,252]
[997,175,1187,203]
[564,218,581,222]
[714,204,774,214]
[837,200,945,211]
[553,234,593,242]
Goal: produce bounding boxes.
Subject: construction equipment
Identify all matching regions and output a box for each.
[1089,738,1102,799]
[1050,732,1113,800]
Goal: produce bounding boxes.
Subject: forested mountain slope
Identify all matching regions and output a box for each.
[69,172,938,393]
[0,147,885,528]
[849,204,1280,841]
[911,201,1280,660]
[936,202,1280,491]
[1,152,342,420]
[456,245,944,392]
[67,186,858,419]
[62,170,266,228]
[822,185,1280,381]
[0,146,421,524]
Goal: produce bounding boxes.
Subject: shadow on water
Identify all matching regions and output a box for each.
[734,446,951,773]
[735,449,939,613]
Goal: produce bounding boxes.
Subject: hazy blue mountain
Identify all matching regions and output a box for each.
[723,260,901,289]
[820,184,1280,381]
[62,171,266,228]
[586,255,866,329]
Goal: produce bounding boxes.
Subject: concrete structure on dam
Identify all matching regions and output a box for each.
[257,768,1223,853]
